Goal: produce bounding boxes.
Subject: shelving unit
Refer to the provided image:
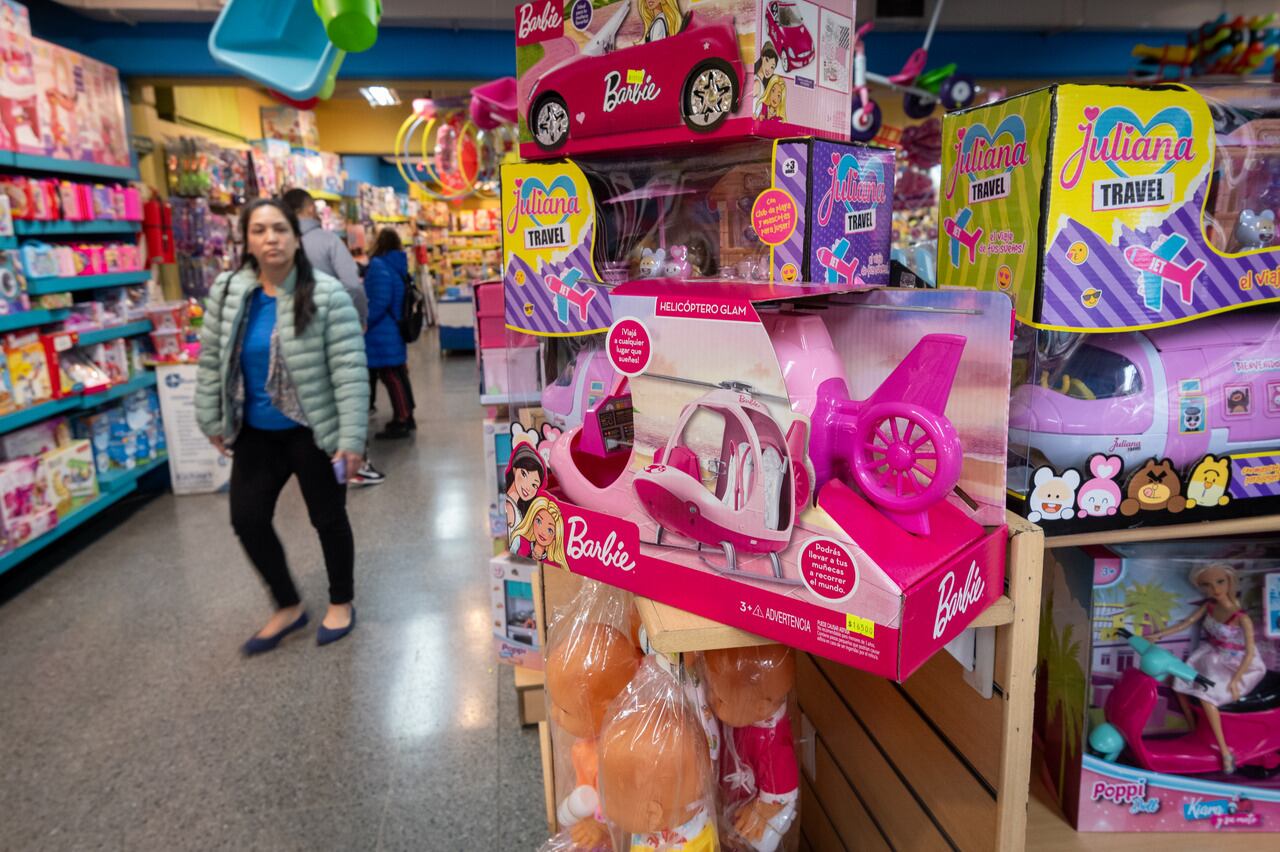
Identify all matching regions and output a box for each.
[0,308,71,333]
[0,372,158,436]
[14,220,142,237]
[26,270,152,295]
[98,454,169,493]
[75,320,152,347]
[0,152,138,181]
[1045,513,1280,549]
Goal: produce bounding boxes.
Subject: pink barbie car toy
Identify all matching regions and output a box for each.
[633,382,812,582]
[765,312,966,536]
[766,2,814,71]
[1089,629,1280,775]
[1010,313,1280,473]
[541,347,618,430]
[526,7,745,152]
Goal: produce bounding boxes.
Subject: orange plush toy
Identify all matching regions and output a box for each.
[702,645,799,852]
[543,581,643,851]
[599,656,720,852]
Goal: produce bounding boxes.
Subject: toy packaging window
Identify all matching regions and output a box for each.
[1039,541,1280,832]
[514,0,854,161]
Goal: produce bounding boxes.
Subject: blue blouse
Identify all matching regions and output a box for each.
[241,288,299,431]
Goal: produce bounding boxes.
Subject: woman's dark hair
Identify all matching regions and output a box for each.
[504,444,546,514]
[371,227,403,258]
[238,198,316,336]
[755,43,778,76]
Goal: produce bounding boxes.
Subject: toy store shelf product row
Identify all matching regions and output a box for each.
[0,371,157,436]
[73,320,152,348]
[0,153,137,184]
[1046,512,1280,550]
[97,453,168,494]
[0,308,69,334]
[25,270,151,296]
[14,220,140,238]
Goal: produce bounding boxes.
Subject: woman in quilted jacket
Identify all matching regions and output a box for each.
[196,198,369,654]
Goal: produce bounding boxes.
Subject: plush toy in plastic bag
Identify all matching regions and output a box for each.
[599,655,720,852]
[540,580,643,852]
[702,645,799,852]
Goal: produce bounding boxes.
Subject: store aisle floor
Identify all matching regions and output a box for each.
[0,333,547,851]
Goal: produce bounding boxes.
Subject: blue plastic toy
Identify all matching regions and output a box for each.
[208,0,345,100]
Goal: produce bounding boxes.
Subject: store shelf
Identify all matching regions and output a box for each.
[14,220,141,237]
[0,151,138,181]
[1045,514,1280,549]
[371,215,408,223]
[312,190,343,202]
[80,371,157,406]
[479,392,541,406]
[0,396,81,435]
[26,270,151,295]
[75,320,152,347]
[0,235,15,249]
[452,230,499,237]
[98,454,168,493]
[0,308,70,332]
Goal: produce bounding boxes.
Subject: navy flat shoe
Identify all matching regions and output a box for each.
[317,606,356,646]
[242,610,309,656]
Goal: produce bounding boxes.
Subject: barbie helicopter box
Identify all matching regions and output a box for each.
[510,280,1014,680]
[514,0,854,160]
[1038,541,1280,832]
[500,138,896,317]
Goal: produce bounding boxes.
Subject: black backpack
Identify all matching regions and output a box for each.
[399,272,427,343]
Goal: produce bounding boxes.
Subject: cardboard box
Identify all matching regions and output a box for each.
[42,438,96,517]
[491,553,544,670]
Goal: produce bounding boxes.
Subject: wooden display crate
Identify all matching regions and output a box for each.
[514,665,546,726]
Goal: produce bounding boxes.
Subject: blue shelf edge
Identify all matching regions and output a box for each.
[0,479,138,577]
[75,320,152,347]
[80,371,157,407]
[0,370,158,435]
[0,308,70,333]
[27,270,152,295]
[15,220,142,237]
[98,454,169,493]
[0,151,139,182]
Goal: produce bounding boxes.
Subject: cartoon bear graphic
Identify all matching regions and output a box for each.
[1234,208,1276,249]
[1119,459,1186,516]
[1027,466,1080,523]
[1076,454,1123,517]
[1227,387,1250,415]
[1185,455,1232,509]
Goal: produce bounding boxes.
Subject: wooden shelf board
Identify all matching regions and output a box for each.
[1045,513,1280,549]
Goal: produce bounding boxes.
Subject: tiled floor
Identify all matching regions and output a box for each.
[0,333,546,851]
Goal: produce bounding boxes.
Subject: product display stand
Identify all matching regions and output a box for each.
[1044,514,1280,550]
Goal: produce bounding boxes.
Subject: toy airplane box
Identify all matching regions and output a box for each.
[939,83,1280,332]
[1038,541,1280,833]
[514,0,855,160]
[506,279,1014,680]
[500,139,896,325]
[491,553,544,670]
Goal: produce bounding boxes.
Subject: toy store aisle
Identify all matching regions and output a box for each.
[0,334,547,851]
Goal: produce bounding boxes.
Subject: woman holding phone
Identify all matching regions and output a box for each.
[196,198,368,654]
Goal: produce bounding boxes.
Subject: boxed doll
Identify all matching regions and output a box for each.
[490,553,543,670]
[4,329,52,406]
[0,248,29,316]
[42,438,96,517]
[515,0,854,159]
[0,414,67,459]
[508,280,1014,679]
[0,454,56,547]
[0,0,37,155]
[1038,540,1280,832]
[500,139,896,330]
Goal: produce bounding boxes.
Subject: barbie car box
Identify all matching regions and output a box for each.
[1038,540,1280,832]
[500,139,896,309]
[490,552,544,670]
[514,0,854,160]
[939,83,1280,332]
[508,279,1015,679]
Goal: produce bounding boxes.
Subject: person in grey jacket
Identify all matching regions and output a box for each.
[196,198,369,654]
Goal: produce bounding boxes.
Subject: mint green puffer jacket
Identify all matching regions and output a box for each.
[195,266,369,454]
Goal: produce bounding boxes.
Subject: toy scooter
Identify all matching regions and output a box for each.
[1089,629,1280,775]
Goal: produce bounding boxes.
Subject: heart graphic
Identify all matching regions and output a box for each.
[1083,106,1100,121]
[575,112,586,124]
[521,175,578,228]
[1091,105,1194,179]
[1096,461,1115,477]
[833,154,885,213]
[961,114,1027,180]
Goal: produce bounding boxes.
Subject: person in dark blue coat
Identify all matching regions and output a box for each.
[364,228,416,439]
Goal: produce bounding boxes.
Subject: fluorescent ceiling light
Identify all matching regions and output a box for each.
[360,86,401,107]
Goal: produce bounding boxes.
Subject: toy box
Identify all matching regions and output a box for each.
[0,0,36,155]
[41,438,96,517]
[490,552,544,669]
[4,329,52,407]
[514,0,854,160]
[0,454,55,548]
[0,414,66,459]
[0,248,29,315]
[500,139,896,327]
[939,83,1280,332]
[1038,541,1280,832]
[507,279,1014,679]
[72,404,132,475]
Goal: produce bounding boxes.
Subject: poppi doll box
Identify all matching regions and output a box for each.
[500,138,896,325]
[1038,541,1280,833]
[490,553,544,670]
[514,0,855,160]
[515,280,1014,679]
[939,83,1280,332]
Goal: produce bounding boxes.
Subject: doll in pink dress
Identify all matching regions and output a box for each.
[1149,562,1266,773]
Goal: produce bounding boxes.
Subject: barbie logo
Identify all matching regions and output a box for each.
[602,70,661,113]
[566,516,637,572]
[516,0,563,44]
[944,118,1028,201]
[1059,105,1195,191]
[1091,779,1146,805]
[932,559,986,639]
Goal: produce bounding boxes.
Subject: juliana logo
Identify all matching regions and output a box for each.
[1059,105,1196,191]
[817,152,887,228]
[506,176,581,235]
[944,116,1029,201]
[602,70,660,113]
[516,0,563,43]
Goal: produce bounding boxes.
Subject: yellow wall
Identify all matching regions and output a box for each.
[312,99,408,154]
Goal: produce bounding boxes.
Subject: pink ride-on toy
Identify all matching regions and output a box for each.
[766,1,815,71]
[764,312,966,536]
[633,384,812,583]
[1089,629,1280,776]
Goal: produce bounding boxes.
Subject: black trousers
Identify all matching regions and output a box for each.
[369,365,415,423]
[230,426,354,607]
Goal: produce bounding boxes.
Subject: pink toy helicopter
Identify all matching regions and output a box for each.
[632,381,812,582]
[1089,629,1280,775]
[765,312,966,536]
